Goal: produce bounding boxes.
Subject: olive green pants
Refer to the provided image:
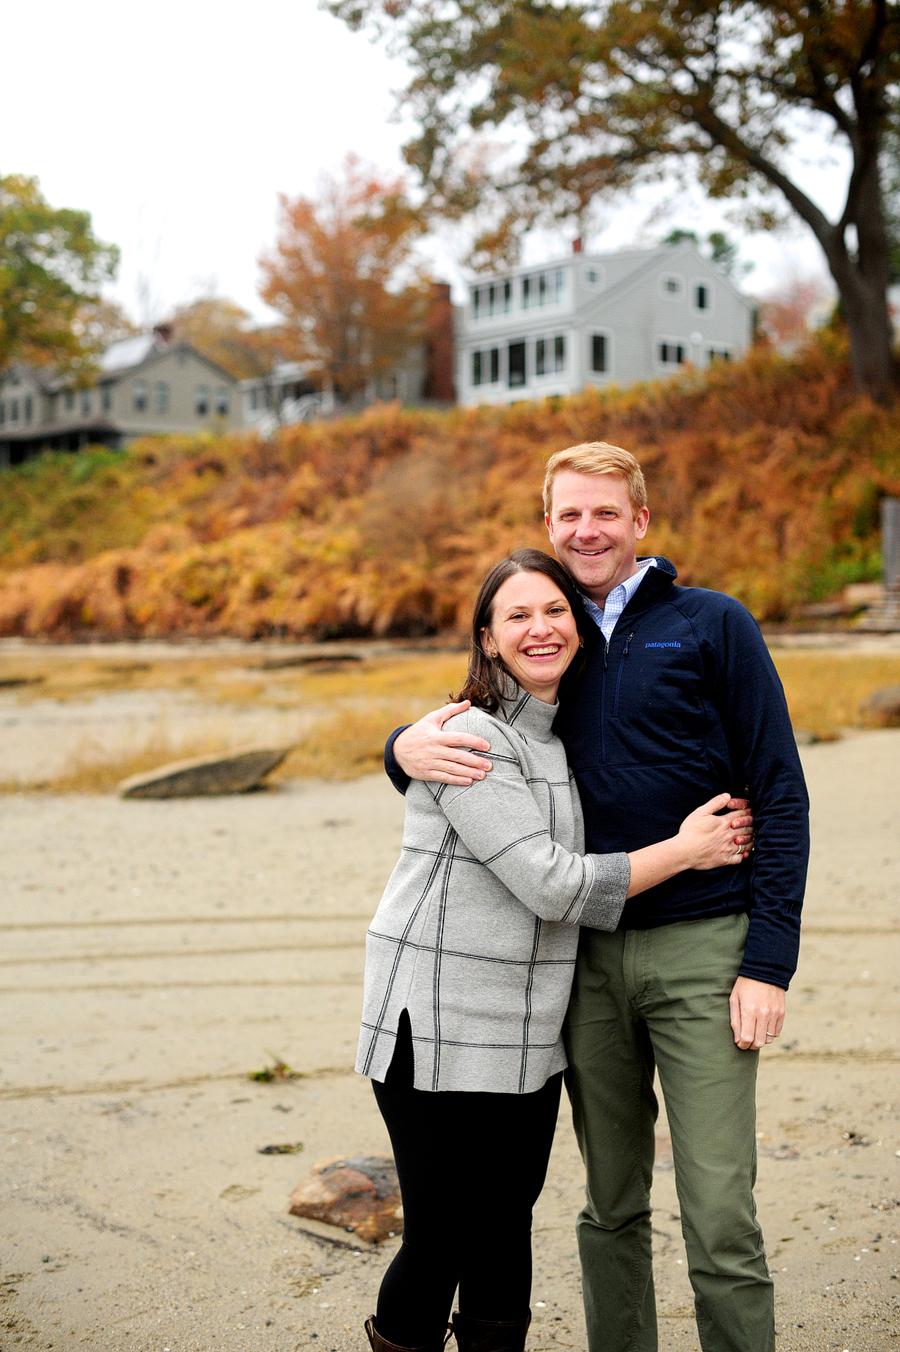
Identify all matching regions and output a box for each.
[564,913,774,1352]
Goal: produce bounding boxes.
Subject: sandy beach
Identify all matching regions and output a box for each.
[1,689,899,1350]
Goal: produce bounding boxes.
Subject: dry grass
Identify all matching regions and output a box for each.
[0,645,897,793]
[0,648,469,707]
[0,733,232,795]
[772,651,900,738]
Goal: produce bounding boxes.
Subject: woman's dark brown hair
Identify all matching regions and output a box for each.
[454,549,587,713]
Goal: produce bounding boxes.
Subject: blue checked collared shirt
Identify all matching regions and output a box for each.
[580,558,658,643]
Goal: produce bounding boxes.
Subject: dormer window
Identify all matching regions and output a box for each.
[661,273,685,300]
[133,380,148,413]
[693,282,711,311]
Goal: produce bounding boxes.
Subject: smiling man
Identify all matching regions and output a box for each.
[384,442,810,1352]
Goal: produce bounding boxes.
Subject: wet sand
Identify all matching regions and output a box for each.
[1,732,899,1351]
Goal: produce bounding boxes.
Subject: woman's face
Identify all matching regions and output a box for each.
[482,570,580,704]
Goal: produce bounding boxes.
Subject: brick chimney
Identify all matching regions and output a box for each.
[423,282,456,403]
[572,238,583,253]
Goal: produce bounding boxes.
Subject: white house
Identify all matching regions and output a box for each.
[0,332,241,466]
[458,240,755,406]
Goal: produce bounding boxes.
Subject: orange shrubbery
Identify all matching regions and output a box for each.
[1,333,898,640]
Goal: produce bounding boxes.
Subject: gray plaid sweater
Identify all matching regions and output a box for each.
[356,687,631,1093]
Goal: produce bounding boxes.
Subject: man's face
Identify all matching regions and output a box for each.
[545,471,650,605]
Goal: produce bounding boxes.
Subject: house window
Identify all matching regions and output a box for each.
[81,389,91,415]
[10,398,19,422]
[101,385,112,412]
[472,287,481,319]
[659,341,686,365]
[538,273,547,306]
[554,269,564,300]
[535,338,547,376]
[215,387,229,416]
[591,334,608,373]
[503,280,512,312]
[249,386,259,411]
[553,335,565,371]
[660,273,685,299]
[522,276,531,309]
[694,283,710,310]
[25,395,33,423]
[155,381,169,414]
[0,401,5,426]
[472,350,500,386]
[65,389,75,412]
[586,267,604,287]
[133,380,148,412]
[195,385,209,416]
[707,347,732,363]
[508,341,526,388]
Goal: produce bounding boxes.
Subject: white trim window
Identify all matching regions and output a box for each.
[535,334,566,375]
[706,346,732,364]
[590,332,611,374]
[692,280,713,313]
[585,265,605,289]
[657,340,687,367]
[132,380,148,413]
[472,280,513,319]
[471,347,501,386]
[522,268,565,310]
[660,273,685,300]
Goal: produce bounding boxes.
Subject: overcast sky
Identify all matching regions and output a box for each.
[1,0,842,325]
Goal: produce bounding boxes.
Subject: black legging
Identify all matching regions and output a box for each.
[372,1013,563,1348]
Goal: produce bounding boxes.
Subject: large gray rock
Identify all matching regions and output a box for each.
[118,747,292,799]
[859,685,900,728]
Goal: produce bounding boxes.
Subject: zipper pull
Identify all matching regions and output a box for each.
[603,640,610,671]
[622,630,636,657]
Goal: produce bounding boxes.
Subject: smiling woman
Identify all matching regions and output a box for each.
[482,570,581,703]
[455,549,587,711]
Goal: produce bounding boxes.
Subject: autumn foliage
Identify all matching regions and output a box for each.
[259,155,428,404]
[1,333,898,641]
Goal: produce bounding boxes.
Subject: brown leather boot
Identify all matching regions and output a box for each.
[365,1315,450,1352]
[451,1311,532,1352]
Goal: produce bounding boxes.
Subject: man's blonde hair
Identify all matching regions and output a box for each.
[542,442,648,516]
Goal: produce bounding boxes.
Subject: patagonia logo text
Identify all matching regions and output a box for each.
[644,641,682,648]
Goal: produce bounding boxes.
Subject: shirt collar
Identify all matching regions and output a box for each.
[580,557,657,633]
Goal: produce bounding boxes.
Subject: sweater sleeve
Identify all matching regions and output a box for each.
[430,720,630,932]
[704,600,810,988]
[384,726,412,796]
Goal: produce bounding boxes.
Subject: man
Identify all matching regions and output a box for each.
[385,442,809,1352]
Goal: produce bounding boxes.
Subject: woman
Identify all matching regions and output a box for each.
[356,549,752,1352]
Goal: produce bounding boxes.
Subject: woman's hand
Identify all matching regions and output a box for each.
[677,793,754,871]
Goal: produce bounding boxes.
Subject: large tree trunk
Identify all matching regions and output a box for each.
[818,155,899,403]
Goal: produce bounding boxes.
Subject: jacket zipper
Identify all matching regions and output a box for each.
[613,631,636,717]
[600,639,610,761]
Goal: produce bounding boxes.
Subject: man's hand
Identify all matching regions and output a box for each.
[729,976,786,1050]
[393,702,494,785]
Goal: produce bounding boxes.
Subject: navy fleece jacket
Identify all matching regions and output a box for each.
[385,558,810,990]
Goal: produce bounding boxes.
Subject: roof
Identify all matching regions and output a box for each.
[99,334,167,374]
